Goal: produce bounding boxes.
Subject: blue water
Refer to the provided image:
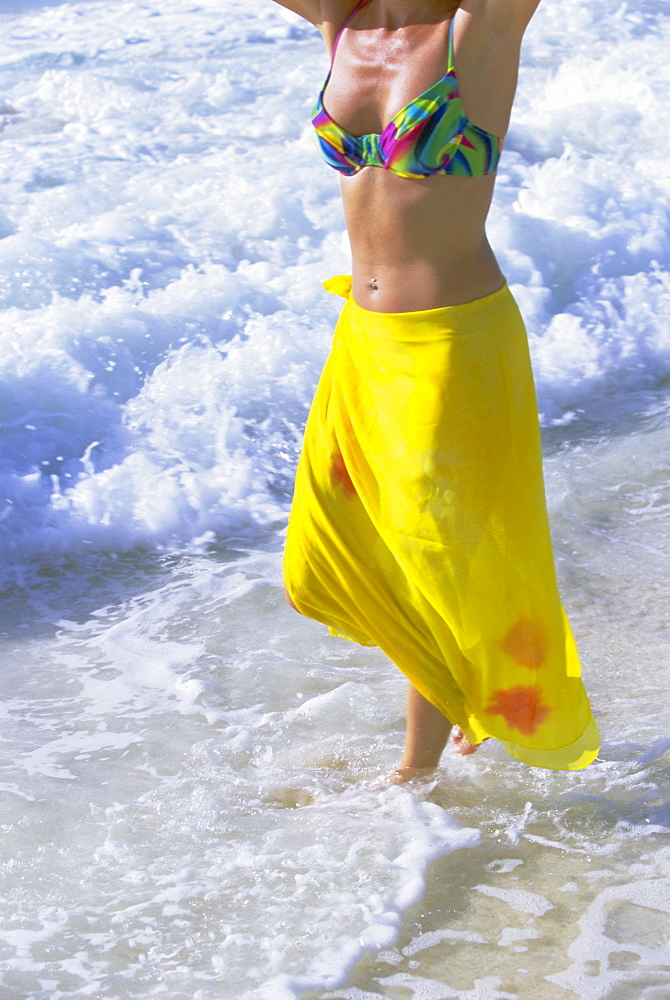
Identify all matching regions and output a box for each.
[0,1,669,998]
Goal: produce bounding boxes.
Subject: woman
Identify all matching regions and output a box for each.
[276,0,600,780]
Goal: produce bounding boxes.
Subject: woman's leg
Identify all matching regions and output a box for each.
[286,577,482,778]
[392,683,483,782]
[392,683,453,782]
[283,584,299,612]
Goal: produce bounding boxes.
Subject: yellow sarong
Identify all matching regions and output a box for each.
[284,276,599,770]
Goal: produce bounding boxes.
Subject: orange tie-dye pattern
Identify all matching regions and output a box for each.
[484,685,552,736]
[330,451,356,498]
[500,617,547,669]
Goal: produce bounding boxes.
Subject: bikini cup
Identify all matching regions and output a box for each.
[312,5,502,178]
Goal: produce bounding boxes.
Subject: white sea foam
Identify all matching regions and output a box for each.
[0,550,481,1000]
[473,884,554,917]
[0,0,669,562]
[547,868,670,999]
[1,1,669,998]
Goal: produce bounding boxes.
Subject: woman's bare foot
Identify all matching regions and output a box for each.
[390,766,436,784]
[450,726,486,755]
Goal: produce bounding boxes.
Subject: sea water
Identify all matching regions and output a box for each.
[0,0,668,997]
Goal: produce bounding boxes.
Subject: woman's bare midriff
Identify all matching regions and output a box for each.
[342,166,504,313]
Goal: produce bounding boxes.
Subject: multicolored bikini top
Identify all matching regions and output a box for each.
[312,0,502,178]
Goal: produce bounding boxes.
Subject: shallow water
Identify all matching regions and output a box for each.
[2,398,669,1000]
[1,0,669,997]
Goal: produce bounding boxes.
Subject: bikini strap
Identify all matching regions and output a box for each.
[447,16,456,73]
[330,0,370,64]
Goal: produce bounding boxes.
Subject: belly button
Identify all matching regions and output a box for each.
[368,277,378,290]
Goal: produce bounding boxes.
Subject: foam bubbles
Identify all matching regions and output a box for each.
[547,877,670,999]
[1,0,669,562]
[473,885,554,917]
[1,2,670,999]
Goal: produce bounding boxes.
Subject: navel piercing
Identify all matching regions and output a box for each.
[369,277,378,289]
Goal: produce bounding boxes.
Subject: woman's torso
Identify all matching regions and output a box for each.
[317,0,523,311]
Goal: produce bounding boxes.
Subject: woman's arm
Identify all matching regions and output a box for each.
[271,0,322,27]
[475,0,543,35]
[270,0,361,38]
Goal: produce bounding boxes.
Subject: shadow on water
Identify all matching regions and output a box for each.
[541,385,670,456]
[0,528,283,641]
